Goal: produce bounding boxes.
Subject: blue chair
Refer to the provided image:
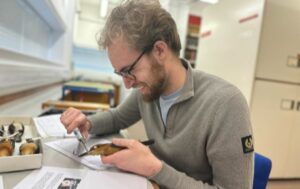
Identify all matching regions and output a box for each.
[253,153,272,189]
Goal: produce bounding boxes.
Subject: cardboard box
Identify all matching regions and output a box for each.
[0,117,43,172]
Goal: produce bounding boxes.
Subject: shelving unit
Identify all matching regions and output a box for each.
[184,15,201,68]
[62,81,116,107]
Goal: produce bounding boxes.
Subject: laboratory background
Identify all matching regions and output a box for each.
[0,0,299,188]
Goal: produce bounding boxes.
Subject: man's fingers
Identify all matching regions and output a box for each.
[112,138,138,149]
[82,130,89,139]
[60,107,88,134]
[60,108,78,126]
[101,152,122,164]
[61,113,75,127]
[101,148,130,165]
[62,108,72,116]
[66,113,86,133]
[61,107,77,118]
[62,109,80,125]
[101,155,112,164]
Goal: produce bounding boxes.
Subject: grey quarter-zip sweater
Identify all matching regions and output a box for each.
[88,59,254,189]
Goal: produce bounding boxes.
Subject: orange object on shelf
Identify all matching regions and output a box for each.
[42,100,110,111]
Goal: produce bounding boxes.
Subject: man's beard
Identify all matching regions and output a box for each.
[142,59,167,102]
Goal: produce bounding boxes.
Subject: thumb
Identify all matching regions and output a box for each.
[80,122,90,139]
[82,130,89,139]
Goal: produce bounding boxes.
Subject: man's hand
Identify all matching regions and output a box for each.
[101,138,162,177]
[60,107,91,138]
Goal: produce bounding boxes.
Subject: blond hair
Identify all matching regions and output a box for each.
[98,0,181,55]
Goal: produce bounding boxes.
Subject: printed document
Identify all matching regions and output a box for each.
[33,114,74,137]
[14,166,147,189]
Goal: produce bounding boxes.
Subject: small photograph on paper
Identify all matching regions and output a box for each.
[57,177,81,189]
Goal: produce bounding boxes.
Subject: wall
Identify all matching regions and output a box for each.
[72,0,123,86]
[196,0,265,103]
[73,1,106,49]
[167,0,189,58]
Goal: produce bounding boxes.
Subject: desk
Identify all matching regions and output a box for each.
[1,135,153,189]
[62,81,115,106]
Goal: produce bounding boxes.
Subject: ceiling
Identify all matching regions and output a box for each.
[80,0,211,16]
[81,0,209,7]
[81,0,121,5]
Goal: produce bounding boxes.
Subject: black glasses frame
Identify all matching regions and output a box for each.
[114,49,146,80]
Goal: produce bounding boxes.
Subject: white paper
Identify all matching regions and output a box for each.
[45,138,112,170]
[81,170,147,189]
[14,166,147,189]
[33,114,75,137]
[13,166,87,189]
[0,175,3,189]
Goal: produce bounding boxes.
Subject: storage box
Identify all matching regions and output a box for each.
[62,81,115,106]
[0,117,43,172]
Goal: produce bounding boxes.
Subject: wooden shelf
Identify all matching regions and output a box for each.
[42,100,110,111]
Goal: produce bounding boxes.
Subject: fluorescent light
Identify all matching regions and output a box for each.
[100,0,109,18]
[199,0,218,4]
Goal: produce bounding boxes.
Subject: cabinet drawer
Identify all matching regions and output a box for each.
[255,0,300,83]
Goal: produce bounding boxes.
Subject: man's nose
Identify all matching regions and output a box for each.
[123,77,135,89]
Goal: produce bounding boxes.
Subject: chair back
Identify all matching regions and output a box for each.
[253,153,272,189]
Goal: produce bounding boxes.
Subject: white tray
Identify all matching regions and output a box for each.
[0,117,43,173]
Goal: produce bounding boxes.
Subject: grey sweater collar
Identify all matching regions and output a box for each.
[175,59,195,103]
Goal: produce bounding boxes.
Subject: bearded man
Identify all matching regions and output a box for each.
[61,0,254,188]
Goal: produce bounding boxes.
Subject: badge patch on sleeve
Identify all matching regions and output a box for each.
[241,135,254,153]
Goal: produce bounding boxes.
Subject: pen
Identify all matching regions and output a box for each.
[111,139,155,148]
[141,139,155,146]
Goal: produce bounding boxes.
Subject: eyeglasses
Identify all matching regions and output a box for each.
[114,49,146,80]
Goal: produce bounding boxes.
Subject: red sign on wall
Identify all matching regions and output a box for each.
[239,14,258,23]
[201,30,212,38]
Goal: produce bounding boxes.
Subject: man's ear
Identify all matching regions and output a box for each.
[152,40,168,60]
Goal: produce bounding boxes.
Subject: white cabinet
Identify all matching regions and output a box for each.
[250,0,300,178]
[255,0,300,83]
[285,88,300,177]
[196,0,265,103]
[196,0,300,178]
[251,80,298,178]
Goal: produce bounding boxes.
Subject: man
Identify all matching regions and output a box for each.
[60,0,254,188]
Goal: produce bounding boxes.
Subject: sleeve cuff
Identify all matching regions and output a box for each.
[148,161,177,185]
